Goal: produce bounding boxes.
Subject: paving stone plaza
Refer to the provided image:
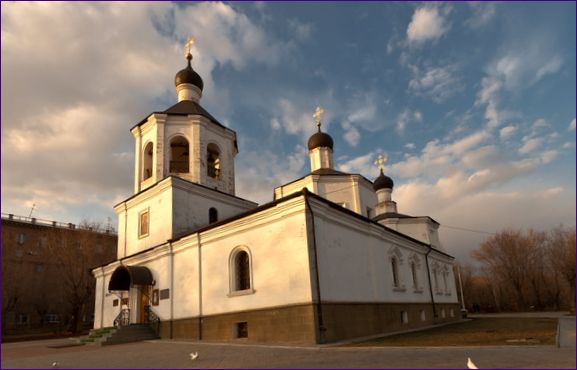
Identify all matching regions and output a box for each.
[2,315,575,369]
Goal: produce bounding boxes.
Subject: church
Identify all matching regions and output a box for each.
[92,43,460,345]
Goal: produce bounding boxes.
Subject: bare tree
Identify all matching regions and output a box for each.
[46,221,104,333]
[470,227,575,313]
[548,226,576,313]
[473,229,531,310]
[1,254,24,334]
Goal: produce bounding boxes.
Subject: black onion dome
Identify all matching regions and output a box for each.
[373,169,394,191]
[307,129,334,151]
[175,53,204,90]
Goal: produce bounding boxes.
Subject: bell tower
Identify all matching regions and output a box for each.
[131,37,238,195]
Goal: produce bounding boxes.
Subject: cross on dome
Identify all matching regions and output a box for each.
[184,36,195,57]
[313,106,324,131]
[374,154,388,172]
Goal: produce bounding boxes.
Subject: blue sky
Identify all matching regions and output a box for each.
[2,2,575,261]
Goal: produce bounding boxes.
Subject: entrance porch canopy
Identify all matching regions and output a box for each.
[108,265,154,291]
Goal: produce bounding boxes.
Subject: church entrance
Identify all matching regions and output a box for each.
[108,265,155,326]
[138,287,150,324]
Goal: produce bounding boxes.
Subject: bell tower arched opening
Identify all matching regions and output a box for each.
[142,142,154,181]
[169,136,190,173]
[207,143,221,179]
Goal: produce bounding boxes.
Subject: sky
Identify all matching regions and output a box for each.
[2,1,575,263]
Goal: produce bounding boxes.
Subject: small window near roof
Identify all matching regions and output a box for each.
[209,207,218,224]
[139,210,149,238]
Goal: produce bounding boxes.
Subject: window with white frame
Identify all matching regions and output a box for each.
[410,261,418,289]
[229,247,253,295]
[388,247,404,291]
[391,257,400,288]
[139,209,150,238]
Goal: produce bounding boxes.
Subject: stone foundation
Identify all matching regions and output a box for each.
[158,302,461,345]
[319,302,461,343]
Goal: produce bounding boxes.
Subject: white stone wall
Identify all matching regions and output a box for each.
[115,177,256,259]
[115,180,174,258]
[275,174,376,218]
[309,198,458,305]
[380,217,444,251]
[199,198,313,316]
[96,196,314,326]
[171,179,256,237]
[274,177,313,199]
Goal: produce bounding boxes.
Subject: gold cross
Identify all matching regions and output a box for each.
[374,154,388,171]
[313,106,324,129]
[184,36,195,56]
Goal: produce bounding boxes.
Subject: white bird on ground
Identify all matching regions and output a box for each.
[190,352,199,360]
[467,357,478,369]
[52,362,59,368]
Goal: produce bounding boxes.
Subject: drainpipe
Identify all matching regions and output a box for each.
[123,204,128,258]
[457,264,466,311]
[197,232,203,340]
[303,189,325,343]
[100,266,105,328]
[425,247,437,321]
[169,241,174,339]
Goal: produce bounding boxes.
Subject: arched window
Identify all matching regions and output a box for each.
[207,143,220,179]
[230,248,252,293]
[142,142,153,180]
[209,207,218,224]
[442,268,449,293]
[410,261,418,289]
[433,268,440,292]
[169,136,189,173]
[391,257,400,288]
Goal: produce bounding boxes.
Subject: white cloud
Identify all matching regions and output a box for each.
[489,52,563,92]
[236,145,307,204]
[395,186,575,262]
[405,143,416,150]
[465,2,497,29]
[343,127,361,147]
[347,104,377,124]
[271,98,321,137]
[569,118,576,131]
[535,56,563,81]
[518,138,543,154]
[499,125,517,139]
[337,152,376,175]
[270,117,281,130]
[408,64,462,103]
[288,19,312,41]
[1,1,292,221]
[540,150,558,164]
[396,109,423,134]
[407,6,449,45]
[390,130,490,179]
[532,118,549,129]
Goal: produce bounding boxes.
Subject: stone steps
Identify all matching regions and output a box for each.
[79,324,158,346]
[101,324,159,346]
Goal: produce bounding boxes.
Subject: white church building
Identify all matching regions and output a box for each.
[92,47,460,345]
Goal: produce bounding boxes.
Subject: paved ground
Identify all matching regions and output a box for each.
[2,338,575,369]
[2,312,574,369]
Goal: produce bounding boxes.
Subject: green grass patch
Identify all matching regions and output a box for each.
[347,318,557,347]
